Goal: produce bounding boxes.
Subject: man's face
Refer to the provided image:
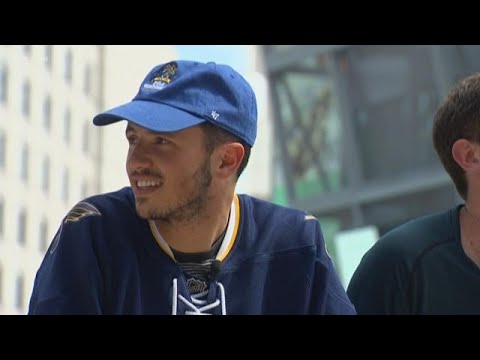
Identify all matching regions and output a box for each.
[125,122,212,223]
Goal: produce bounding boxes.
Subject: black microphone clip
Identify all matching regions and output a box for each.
[209,259,222,281]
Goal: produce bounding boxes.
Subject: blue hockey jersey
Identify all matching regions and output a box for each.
[28,187,355,315]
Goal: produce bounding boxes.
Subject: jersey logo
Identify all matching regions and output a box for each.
[304,214,317,221]
[49,224,64,254]
[64,201,101,223]
[187,278,208,294]
[49,202,101,254]
[303,214,331,258]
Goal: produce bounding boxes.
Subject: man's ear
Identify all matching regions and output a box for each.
[452,138,480,170]
[214,142,245,179]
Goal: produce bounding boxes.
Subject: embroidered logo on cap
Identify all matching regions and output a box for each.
[144,62,178,90]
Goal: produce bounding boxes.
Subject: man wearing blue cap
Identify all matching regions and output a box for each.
[28,60,355,315]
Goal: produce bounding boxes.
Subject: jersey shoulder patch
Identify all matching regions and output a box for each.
[49,202,101,254]
[303,213,331,257]
[64,201,101,224]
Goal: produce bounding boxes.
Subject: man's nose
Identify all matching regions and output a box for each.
[128,143,153,167]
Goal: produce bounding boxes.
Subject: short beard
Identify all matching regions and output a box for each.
[143,156,212,225]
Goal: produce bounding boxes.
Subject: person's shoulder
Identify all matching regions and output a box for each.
[238,194,319,242]
[85,187,134,205]
[69,187,135,218]
[236,194,320,253]
[239,194,314,226]
[375,206,458,256]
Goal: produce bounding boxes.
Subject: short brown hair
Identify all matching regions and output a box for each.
[433,72,480,200]
[200,122,251,179]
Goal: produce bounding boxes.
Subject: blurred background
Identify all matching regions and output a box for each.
[0,45,477,314]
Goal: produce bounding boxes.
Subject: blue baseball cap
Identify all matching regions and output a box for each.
[93,60,257,146]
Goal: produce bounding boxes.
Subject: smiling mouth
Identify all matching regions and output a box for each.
[136,179,162,188]
[132,179,163,196]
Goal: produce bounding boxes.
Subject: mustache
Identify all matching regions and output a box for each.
[130,168,165,180]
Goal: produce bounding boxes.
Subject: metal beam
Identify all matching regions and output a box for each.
[265,45,351,73]
[292,166,452,214]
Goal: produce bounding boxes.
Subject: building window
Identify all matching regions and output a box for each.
[84,64,91,95]
[39,218,48,252]
[15,274,24,310]
[0,265,3,306]
[82,122,89,153]
[62,168,69,203]
[43,95,51,132]
[63,108,71,144]
[23,45,31,56]
[45,45,53,70]
[81,181,88,199]
[42,156,50,193]
[18,209,27,246]
[21,80,30,118]
[0,198,4,237]
[0,132,6,170]
[0,65,7,104]
[20,144,29,183]
[65,48,72,84]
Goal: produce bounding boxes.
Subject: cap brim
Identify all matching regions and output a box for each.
[93,100,206,133]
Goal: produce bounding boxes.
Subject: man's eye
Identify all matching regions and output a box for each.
[156,137,169,144]
[127,136,138,144]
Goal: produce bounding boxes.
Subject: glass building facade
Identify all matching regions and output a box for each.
[261,45,480,272]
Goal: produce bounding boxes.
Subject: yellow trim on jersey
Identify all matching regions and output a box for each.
[216,194,240,261]
[148,220,175,260]
[148,194,240,262]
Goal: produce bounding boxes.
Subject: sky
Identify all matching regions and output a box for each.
[175,45,249,76]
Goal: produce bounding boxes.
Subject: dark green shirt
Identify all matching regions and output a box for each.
[347,205,480,314]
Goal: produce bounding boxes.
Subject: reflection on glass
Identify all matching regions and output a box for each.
[272,53,342,203]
